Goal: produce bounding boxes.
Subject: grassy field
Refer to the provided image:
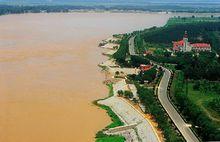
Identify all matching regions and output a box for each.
[166,17,220,26]
[187,82,220,125]
[96,136,125,142]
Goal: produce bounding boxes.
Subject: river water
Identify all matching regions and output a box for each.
[0,12,172,142]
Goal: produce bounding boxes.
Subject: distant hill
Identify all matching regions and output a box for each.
[0,0,220,14]
[0,0,220,6]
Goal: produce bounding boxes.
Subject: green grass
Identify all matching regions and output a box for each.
[98,104,124,129]
[187,82,220,125]
[96,136,125,142]
[166,17,220,26]
[94,84,125,142]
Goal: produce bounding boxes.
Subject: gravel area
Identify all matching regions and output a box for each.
[98,79,160,142]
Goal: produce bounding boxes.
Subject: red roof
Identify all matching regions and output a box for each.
[140,64,152,72]
[173,40,184,51]
[191,43,211,48]
[172,31,211,52]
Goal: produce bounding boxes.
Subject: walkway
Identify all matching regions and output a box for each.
[99,80,160,142]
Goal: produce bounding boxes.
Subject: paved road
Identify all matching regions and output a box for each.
[128,36,137,56]
[158,68,200,142]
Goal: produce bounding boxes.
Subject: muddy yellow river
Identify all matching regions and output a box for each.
[0,12,170,142]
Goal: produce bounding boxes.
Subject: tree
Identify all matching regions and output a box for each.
[124,91,133,99]
[117,90,124,97]
[130,55,150,67]
[163,51,171,57]
[141,67,157,82]
[113,35,129,63]
[208,98,220,114]
[115,71,120,76]
[132,98,138,104]
[193,80,200,90]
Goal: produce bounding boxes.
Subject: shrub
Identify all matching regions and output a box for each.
[208,98,220,114]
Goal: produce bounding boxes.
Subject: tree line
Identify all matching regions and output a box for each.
[136,84,184,142]
[145,52,220,81]
[0,4,220,15]
[170,71,220,141]
[141,21,220,54]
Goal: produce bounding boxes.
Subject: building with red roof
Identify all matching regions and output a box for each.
[173,31,211,52]
[173,40,184,52]
[140,64,152,72]
[191,43,211,52]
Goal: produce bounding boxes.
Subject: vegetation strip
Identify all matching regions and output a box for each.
[94,84,125,142]
[170,71,220,141]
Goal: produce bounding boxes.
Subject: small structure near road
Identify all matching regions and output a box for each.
[140,64,152,72]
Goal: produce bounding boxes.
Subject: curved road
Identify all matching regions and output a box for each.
[158,68,200,142]
[128,36,200,142]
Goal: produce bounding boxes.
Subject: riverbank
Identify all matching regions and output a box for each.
[96,36,163,142]
[93,84,125,142]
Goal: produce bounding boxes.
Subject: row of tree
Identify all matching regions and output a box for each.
[128,66,157,83]
[208,98,220,114]
[193,80,220,93]
[0,5,97,15]
[113,35,129,65]
[171,71,220,141]
[136,84,184,142]
[1,4,220,15]
[176,52,220,81]
[130,55,150,67]
[146,52,220,81]
[117,90,134,99]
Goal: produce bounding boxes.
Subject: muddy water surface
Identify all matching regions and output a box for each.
[0,12,171,142]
